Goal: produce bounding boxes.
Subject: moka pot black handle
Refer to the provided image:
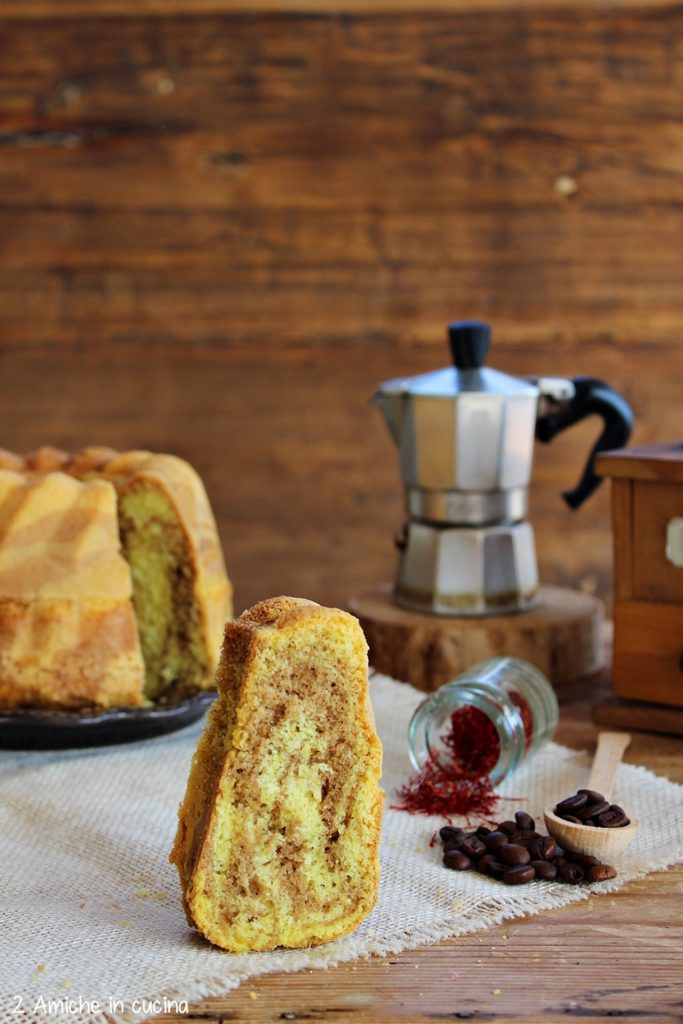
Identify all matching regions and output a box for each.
[535,376,634,509]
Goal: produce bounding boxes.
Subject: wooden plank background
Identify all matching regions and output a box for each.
[0,3,681,614]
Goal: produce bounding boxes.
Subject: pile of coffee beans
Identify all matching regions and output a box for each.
[439,810,618,886]
[553,788,630,828]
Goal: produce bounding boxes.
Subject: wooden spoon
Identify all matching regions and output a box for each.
[544,732,639,859]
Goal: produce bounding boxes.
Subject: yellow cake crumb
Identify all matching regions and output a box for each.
[170,597,384,952]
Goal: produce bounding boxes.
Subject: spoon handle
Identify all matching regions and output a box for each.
[586,731,631,800]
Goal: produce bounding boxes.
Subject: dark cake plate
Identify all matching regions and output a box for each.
[0,689,216,751]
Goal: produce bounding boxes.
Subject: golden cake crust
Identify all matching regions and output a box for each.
[0,599,144,709]
[0,469,133,601]
[0,446,232,709]
[0,465,145,708]
[171,597,384,953]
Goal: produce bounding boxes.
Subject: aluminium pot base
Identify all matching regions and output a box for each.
[396,519,539,618]
[394,587,540,618]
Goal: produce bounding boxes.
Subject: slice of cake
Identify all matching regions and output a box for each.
[170,597,384,952]
[0,446,232,709]
[102,451,232,702]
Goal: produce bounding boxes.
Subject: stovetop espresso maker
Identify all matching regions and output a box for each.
[373,320,633,616]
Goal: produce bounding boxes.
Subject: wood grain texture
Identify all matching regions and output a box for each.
[611,479,636,601]
[1,7,683,612]
[632,480,683,603]
[613,599,683,705]
[598,443,683,483]
[595,696,683,735]
[2,0,681,18]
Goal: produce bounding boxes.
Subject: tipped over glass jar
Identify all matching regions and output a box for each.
[407,657,560,786]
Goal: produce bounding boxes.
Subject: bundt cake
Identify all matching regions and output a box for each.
[0,446,232,709]
[170,597,384,952]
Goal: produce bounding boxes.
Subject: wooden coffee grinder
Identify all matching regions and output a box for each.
[594,442,683,734]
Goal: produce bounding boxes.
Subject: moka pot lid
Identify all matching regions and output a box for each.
[377,321,538,400]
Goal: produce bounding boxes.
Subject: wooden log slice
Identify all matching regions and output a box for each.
[349,584,604,692]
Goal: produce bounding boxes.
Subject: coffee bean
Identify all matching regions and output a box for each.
[595,809,630,828]
[487,860,507,880]
[510,828,538,843]
[554,787,632,833]
[531,859,557,881]
[459,836,487,858]
[515,811,536,832]
[557,861,585,884]
[443,831,470,849]
[510,835,537,851]
[502,864,536,885]
[476,854,498,876]
[586,864,617,883]
[555,793,587,815]
[578,800,610,820]
[499,843,531,866]
[565,852,600,867]
[443,850,472,871]
[577,789,605,804]
[439,826,464,844]
[483,830,508,853]
[439,814,620,887]
[530,836,557,861]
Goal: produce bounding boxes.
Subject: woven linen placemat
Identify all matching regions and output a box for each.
[2,672,683,1024]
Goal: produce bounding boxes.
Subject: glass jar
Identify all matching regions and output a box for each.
[407,657,559,785]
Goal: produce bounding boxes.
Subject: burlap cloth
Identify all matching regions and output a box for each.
[2,672,683,1024]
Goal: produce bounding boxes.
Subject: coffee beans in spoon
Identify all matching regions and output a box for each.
[554,788,631,828]
[438,811,617,886]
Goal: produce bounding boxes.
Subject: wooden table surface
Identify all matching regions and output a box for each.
[153,665,683,1024]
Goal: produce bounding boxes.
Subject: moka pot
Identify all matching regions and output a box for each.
[372,320,633,616]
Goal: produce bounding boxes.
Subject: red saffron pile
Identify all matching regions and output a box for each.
[392,705,501,820]
[393,692,535,820]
